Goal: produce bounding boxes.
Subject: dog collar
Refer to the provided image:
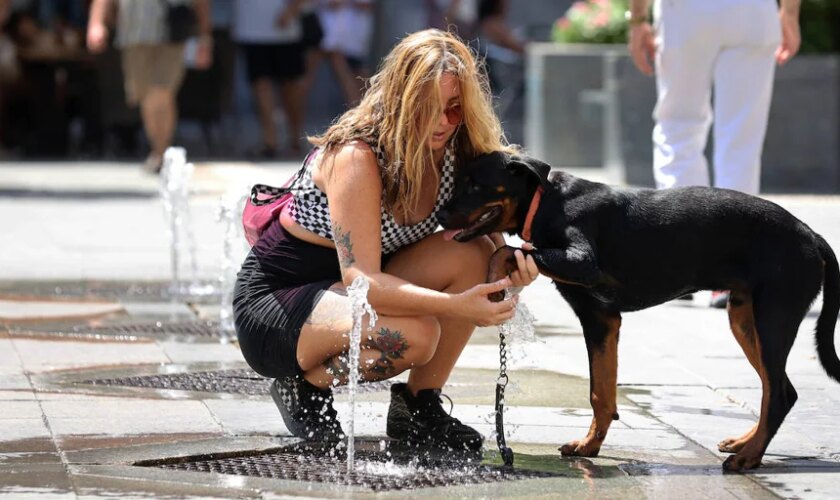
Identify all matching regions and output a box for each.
[521,186,543,242]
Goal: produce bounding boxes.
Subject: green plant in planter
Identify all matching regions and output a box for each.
[552,0,630,44]
[800,0,840,53]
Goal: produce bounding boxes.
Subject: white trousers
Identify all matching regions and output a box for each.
[652,0,781,194]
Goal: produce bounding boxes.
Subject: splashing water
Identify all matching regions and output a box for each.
[160,147,215,300]
[492,289,538,446]
[499,289,539,364]
[216,190,248,343]
[345,276,378,473]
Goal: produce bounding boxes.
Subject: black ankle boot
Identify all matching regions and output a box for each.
[270,376,344,442]
[386,382,484,451]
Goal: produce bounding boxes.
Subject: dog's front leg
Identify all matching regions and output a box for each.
[560,310,621,457]
[485,244,602,302]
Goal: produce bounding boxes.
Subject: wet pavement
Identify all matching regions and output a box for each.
[1,160,839,498]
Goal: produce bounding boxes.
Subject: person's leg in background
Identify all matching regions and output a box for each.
[275,43,307,156]
[251,75,278,157]
[712,7,779,197]
[300,47,324,101]
[327,50,362,107]
[240,44,288,158]
[345,55,369,103]
[125,44,186,173]
[140,86,178,170]
[652,4,719,189]
[712,46,776,195]
[278,78,304,156]
[241,44,280,158]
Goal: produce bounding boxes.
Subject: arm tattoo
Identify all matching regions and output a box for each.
[367,327,409,376]
[333,223,355,268]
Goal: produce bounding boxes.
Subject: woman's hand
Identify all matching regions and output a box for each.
[488,235,539,290]
[508,242,539,291]
[453,278,518,326]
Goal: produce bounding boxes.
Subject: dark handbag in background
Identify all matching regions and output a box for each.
[162,1,197,43]
[300,11,323,48]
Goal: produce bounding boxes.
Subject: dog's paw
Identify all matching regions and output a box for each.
[487,246,518,280]
[559,440,600,458]
[718,437,746,454]
[718,424,756,454]
[722,453,762,472]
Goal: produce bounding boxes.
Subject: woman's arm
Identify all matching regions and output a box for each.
[321,142,511,322]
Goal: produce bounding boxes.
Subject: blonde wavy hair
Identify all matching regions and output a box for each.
[310,29,517,218]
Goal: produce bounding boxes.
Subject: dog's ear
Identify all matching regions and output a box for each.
[507,154,552,189]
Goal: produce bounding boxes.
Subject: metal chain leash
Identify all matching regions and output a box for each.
[495,328,514,467]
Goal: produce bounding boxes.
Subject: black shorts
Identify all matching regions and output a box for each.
[241,43,306,83]
[233,220,341,378]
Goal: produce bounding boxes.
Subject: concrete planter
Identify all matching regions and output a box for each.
[526,43,840,193]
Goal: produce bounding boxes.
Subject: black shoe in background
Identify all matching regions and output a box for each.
[386,382,484,452]
[271,376,344,442]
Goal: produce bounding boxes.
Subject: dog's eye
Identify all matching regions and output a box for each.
[470,185,482,193]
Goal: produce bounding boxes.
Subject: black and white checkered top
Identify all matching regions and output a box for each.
[288,142,457,255]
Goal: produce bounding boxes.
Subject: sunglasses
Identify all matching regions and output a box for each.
[443,104,463,126]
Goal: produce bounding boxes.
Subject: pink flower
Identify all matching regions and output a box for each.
[571,1,590,14]
[556,17,571,30]
[593,11,610,27]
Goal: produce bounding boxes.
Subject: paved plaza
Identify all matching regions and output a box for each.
[1,160,839,498]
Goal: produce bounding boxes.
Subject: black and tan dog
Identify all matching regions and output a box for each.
[438,152,840,471]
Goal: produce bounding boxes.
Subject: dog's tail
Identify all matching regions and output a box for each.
[815,234,840,384]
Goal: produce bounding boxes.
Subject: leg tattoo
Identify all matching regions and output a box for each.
[365,327,409,377]
[324,354,350,386]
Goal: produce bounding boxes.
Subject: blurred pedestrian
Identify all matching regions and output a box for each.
[302,0,373,108]
[425,0,476,39]
[233,0,307,159]
[87,0,213,173]
[477,0,525,96]
[628,0,801,307]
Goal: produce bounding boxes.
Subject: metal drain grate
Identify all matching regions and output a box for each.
[78,369,392,396]
[141,442,559,491]
[11,320,224,340]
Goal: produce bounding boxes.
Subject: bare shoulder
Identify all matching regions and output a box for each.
[326,141,378,175]
[319,141,381,192]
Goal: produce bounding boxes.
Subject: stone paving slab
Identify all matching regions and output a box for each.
[12,337,170,371]
[0,299,124,322]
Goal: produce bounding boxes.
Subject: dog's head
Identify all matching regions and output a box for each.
[439,151,551,242]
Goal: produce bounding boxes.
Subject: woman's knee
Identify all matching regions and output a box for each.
[401,315,441,366]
